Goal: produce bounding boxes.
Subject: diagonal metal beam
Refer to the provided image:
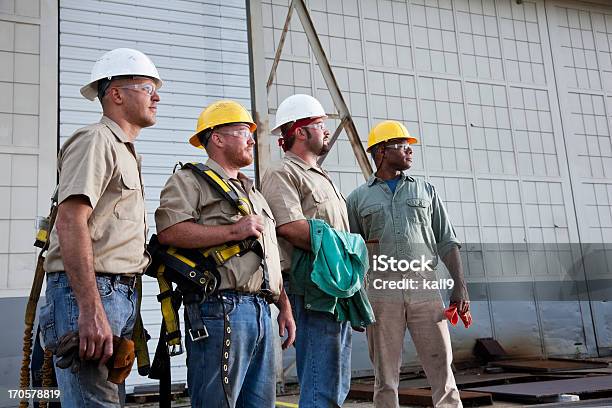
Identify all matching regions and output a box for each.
[266,0,295,93]
[292,0,372,178]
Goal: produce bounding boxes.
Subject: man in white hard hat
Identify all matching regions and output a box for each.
[38,48,161,407]
[261,94,353,407]
[346,121,470,408]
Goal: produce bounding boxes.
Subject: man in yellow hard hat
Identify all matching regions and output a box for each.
[154,100,295,407]
[39,48,162,406]
[346,120,469,408]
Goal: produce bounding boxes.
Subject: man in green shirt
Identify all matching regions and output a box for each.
[346,120,469,408]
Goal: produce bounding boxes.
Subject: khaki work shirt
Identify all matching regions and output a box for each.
[45,116,150,275]
[346,173,460,280]
[260,151,349,273]
[154,159,283,298]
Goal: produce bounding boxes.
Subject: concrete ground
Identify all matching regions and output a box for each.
[274,393,525,407]
[128,396,524,407]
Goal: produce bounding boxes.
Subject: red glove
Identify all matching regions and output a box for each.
[444,304,472,328]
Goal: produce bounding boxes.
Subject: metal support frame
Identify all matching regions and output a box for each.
[247,0,272,186]
[250,0,373,179]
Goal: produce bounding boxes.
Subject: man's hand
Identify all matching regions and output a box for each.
[230,215,264,240]
[275,287,296,349]
[78,304,114,365]
[277,307,296,349]
[450,279,470,315]
[450,296,470,313]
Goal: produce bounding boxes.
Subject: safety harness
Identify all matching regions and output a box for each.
[146,162,271,407]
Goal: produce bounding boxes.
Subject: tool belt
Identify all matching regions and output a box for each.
[146,162,273,407]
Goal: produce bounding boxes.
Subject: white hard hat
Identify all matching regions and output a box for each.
[80,48,163,101]
[271,94,326,134]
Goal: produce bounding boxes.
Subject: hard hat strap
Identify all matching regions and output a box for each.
[285,117,317,137]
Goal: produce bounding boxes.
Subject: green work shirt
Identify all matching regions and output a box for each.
[346,173,460,281]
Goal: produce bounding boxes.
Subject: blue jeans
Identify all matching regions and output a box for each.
[290,294,352,408]
[185,292,275,408]
[38,272,137,408]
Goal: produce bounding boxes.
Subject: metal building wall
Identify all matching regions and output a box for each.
[58,0,253,391]
[262,0,612,376]
[0,0,57,404]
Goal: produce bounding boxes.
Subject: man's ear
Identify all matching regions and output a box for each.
[107,87,123,105]
[209,131,223,149]
[294,127,306,140]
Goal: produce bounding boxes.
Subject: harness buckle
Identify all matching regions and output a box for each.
[189,326,209,342]
[168,343,183,357]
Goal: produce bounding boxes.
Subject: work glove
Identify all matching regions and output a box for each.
[106,336,136,384]
[444,304,472,328]
[55,330,80,373]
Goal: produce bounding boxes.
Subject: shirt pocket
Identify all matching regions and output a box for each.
[405,198,431,224]
[359,203,385,238]
[311,189,333,221]
[114,173,143,222]
[260,205,277,234]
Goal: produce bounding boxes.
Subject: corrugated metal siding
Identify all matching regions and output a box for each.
[263,0,612,376]
[59,0,252,391]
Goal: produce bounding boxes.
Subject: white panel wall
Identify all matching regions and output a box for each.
[547,0,612,349]
[0,0,57,298]
[59,0,252,391]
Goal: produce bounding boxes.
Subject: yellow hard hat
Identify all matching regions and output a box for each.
[189,100,257,149]
[367,120,418,151]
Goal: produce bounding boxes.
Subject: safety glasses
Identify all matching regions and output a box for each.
[301,122,327,131]
[384,143,411,151]
[115,83,157,96]
[215,129,255,140]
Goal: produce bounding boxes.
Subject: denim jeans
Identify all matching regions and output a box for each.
[38,272,137,408]
[290,294,352,408]
[185,292,275,408]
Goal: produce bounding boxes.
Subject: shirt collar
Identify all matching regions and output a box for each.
[367,171,414,187]
[205,158,254,192]
[284,151,318,171]
[100,116,131,144]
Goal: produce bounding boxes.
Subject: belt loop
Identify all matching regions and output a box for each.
[109,274,117,290]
